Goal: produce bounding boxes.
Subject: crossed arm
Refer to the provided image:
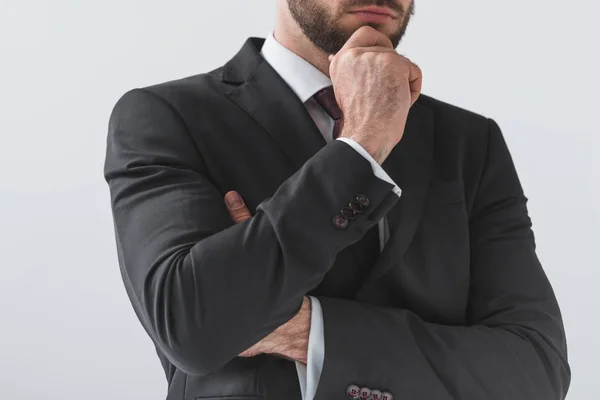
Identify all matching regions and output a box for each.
[105,89,570,399]
[225,190,312,365]
[223,124,571,399]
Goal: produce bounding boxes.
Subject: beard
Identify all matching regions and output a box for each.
[287,0,415,54]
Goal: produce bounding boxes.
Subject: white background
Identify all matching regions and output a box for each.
[1,1,598,399]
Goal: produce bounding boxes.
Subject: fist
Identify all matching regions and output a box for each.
[328,26,422,164]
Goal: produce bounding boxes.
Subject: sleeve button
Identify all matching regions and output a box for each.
[382,392,393,400]
[355,193,370,208]
[349,200,364,213]
[359,387,372,400]
[371,390,383,400]
[346,384,361,399]
[341,206,356,220]
[333,215,349,229]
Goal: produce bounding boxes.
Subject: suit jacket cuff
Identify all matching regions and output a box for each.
[336,137,402,197]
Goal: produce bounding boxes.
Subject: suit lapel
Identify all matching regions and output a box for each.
[224,38,327,172]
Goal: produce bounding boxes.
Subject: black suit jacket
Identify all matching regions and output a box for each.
[104,37,570,400]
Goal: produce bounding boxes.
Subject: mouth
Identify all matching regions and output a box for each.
[348,6,398,24]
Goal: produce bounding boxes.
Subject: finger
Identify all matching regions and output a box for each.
[340,26,394,53]
[407,61,423,105]
[330,48,422,105]
[329,46,396,69]
[341,46,398,55]
[224,191,252,224]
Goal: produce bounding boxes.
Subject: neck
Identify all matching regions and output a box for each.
[273,19,331,77]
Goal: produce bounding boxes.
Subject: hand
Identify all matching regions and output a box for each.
[260,296,311,364]
[328,25,423,165]
[224,191,312,364]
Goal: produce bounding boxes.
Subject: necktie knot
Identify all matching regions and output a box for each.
[313,86,342,121]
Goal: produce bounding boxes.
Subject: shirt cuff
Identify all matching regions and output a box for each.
[295,295,324,400]
[336,137,402,197]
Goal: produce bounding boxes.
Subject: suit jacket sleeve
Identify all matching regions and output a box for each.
[103,88,400,376]
[312,118,571,400]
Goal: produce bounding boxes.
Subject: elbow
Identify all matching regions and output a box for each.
[501,324,571,399]
[541,348,571,399]
[137,251,233,376]
[143,293,233,376]
[536,332,571,398]
[552,352,571,399]
[152,336,221,376]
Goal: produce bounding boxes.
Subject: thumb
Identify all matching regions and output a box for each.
[224,191,252,224]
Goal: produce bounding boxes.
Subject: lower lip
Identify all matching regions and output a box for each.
[350,11,393,24]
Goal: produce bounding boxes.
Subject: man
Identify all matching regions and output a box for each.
[104,0,571,399]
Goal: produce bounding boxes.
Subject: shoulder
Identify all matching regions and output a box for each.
[414,93,495,151]
[143,66,231,108]
[144,66,229,97]
[413,93,506,189]
[110,66,234,123]
[415,93,490,130]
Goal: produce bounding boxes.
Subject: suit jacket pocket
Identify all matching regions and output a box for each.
[424,179,465,208]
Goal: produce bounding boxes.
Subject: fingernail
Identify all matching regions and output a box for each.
[225,193,244,209]
[225,192,244,209]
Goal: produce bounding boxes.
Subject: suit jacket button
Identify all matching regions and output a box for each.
[356,193,370,208]
[359,387,372,400]
[349,200,364,213]
[370,390,383,400]
[382,392,393,400]
[333,215,349,229]
[341,206,356,220]
[346,384,360,399]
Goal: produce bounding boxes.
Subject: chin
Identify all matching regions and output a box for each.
[342,17,399,34]
[351,23,398,38]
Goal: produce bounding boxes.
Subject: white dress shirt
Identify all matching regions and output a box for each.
[260,31,402,400]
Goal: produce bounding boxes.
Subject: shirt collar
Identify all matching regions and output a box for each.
[260,31,332,104]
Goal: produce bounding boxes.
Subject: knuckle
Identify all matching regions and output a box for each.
[338,47,361,62]
[397,54,413,66]
[347,47,363,58]
[378,51,398,63]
